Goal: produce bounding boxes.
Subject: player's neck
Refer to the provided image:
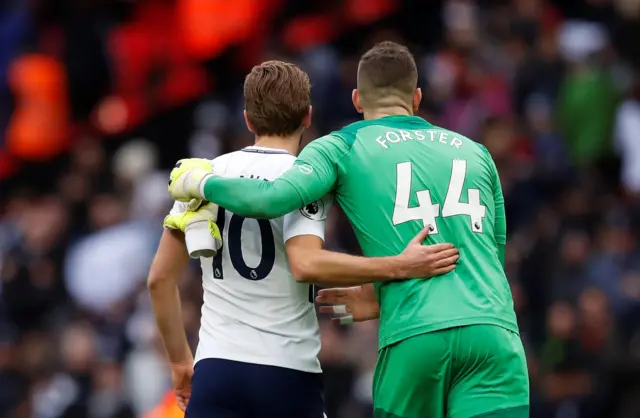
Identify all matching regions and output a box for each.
[363,106,413,120]
[254,134,301,155]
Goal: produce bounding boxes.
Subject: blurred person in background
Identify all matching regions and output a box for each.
[557,21,618,168]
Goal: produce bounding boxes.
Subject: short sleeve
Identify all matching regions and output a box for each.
[280,135,349,205]
[283,194,333,243]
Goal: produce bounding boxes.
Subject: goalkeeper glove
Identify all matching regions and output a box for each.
[163,202,222,258]
[168,158,215,202]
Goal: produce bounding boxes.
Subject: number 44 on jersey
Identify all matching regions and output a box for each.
[392,160,486,234]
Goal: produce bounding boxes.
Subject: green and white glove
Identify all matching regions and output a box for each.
[163,201,222,258]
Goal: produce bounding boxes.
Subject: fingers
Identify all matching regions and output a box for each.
[318,300,354,325]
[317,287,360,297]
[188,198,204,211]
[432,264,456,275]
[424,243,456,252]
[330,315,354,325]
[431,254,460,272]
[431,248,459,261]
[332,305,348,314]
[316,288,358,326]
[316,289,348,304]
[318,305,351,314]
[316,295,347,305]
[318,306,335,314]
[176,395,189,412]
[320,307,354,325]
[433,254,460,268]
[317,288,347,298]
[410,226,431,245]
[177,399,187,412]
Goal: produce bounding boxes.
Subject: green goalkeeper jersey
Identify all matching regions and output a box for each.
[203,115,518,348]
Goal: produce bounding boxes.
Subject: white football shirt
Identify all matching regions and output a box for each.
[169,146,331,373]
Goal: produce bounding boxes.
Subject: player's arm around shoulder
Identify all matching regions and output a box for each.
[283,193,385,286]
[286,220,460,286]
[281,134,348,204]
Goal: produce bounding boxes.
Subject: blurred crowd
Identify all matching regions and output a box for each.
[2,0,640,417]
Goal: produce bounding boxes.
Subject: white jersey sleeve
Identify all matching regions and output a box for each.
[283,194,333,243]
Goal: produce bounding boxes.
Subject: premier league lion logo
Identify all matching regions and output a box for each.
[300,200,324,220]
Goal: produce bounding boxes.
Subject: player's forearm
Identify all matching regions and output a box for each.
[202,176,304,219]
[149,282,193,364]
[290,248,404,286]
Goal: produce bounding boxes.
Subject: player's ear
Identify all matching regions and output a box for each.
[302,106,312,129]
[243,110,255,133]
[412,88,422,114]
[352,89,363,114]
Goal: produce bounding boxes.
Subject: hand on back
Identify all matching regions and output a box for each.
[317,226,458,326]
[394,226,459,279]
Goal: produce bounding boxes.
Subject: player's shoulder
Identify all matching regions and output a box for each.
[214,148,297,169]
[330,115,433,146]
[300,133,352,161]
[308,132,350,147]
[326,119,376,147]
[431,125,493,160]
[214,148,295,160]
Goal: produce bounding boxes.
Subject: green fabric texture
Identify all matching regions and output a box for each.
[373,325,529,418]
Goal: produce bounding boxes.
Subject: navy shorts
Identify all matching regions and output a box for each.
[185,358,325,418]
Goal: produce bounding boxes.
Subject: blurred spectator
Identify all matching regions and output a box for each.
[614,73,640,197]
[557,21,618,167]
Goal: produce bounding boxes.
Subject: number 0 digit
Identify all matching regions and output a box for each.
[211,210,276,281]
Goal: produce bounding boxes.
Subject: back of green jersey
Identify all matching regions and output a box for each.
[332,115,517,347]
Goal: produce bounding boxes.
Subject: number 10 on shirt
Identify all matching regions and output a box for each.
[393,160,486,234]
[212,209,316,303]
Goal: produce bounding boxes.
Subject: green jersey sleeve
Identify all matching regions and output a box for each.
[202,174,304,219]
[280,134,348,204]
[201,135,346,219]
[489,155,506,268]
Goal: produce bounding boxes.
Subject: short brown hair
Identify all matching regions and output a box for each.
[357,41,418,107]
[244,61,311,137]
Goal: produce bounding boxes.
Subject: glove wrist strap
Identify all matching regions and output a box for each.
[198,173,214,199]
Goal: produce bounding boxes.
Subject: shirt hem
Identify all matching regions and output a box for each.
[378,316,519,349]
[194,353,322,374]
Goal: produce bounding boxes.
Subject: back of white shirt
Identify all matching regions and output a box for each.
[170,146,330,373]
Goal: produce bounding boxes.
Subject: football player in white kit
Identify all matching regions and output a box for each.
[148,61,459,418]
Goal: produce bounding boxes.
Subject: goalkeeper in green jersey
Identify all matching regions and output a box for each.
[168,42,529,418]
